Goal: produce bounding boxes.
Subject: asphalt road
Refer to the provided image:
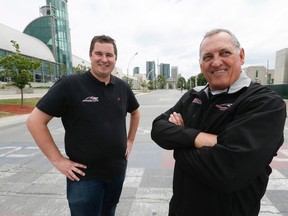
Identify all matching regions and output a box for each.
[0,89,287,215]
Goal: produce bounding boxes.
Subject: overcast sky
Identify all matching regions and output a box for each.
[1,0,287,78]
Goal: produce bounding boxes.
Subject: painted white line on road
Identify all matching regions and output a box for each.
[267,179,288,190]
[267,169,288,191]
[0,146,21,157]
[274,149,288,162]
[270,169,286,179]
[7,154,36,158]
[137,127,151,135]
[25,146,39,150]
[124,168,145,188]
[260,195,282,216]
[0,171,15,179]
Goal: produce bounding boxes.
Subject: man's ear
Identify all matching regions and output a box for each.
[240,48,245,65]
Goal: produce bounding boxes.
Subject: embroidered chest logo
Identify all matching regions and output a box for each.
[82,96,99,102]
[192,98,202,105]
[215,103,233,111]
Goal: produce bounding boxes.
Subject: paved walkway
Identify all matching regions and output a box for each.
[0,88,288,216]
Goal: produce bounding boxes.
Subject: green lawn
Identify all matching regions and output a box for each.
[0,98,40,106]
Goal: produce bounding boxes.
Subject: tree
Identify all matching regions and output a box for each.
[0,40,41,106]
[73,64,89,74]
[187,76,195,90]
[196,73,207,86]
[139,79,147,90]
[177,76,186,89]
[122,76,133,88]
[157,75,166,89]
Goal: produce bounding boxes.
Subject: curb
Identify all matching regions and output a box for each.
[0,114,29,129]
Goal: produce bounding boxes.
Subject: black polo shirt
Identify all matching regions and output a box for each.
[36,71,139,180]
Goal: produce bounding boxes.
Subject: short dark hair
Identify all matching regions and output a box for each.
[89,35,117,59]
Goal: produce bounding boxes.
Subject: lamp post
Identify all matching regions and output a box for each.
[127,52,138,78]
[146,68,155,89]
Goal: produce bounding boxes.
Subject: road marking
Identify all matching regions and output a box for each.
[137,127,151,135]
[0,146,21,157]
[259,196,282,216]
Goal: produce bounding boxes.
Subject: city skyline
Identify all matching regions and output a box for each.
[0,0,288,79]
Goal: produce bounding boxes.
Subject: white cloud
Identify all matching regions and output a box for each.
[0,0,287,78]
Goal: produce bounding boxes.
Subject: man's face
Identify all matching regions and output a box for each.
[89,42,116,80]
[199,32,245,90]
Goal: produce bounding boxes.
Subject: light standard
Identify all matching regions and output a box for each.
[146,68,155,89]
[127,52,138,78]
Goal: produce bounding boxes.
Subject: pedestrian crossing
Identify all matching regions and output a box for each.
[0,144,287,215]
[117,167,287,216]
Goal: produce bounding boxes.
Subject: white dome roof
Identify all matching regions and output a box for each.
[0,22,56,63]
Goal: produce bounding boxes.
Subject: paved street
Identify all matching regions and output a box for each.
[0,89,287,215]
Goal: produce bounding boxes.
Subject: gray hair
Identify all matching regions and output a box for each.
[199,29,241,55]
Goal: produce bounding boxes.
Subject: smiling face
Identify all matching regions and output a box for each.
[199,32,245,90]
[89,42,116,83]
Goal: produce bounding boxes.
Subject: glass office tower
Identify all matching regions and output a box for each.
[24,0,72,79]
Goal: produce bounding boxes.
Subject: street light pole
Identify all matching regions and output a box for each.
[127,52,138,78]
[146,68,155,90]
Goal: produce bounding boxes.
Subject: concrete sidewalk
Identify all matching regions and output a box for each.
[0,88,48,100]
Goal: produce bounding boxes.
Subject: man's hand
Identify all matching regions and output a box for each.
[195,132,217,148]
[52,157,87,181]
[169,112,184,126]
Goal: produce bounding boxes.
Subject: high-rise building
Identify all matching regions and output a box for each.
[171,66,178,81]
[146,61,156,80]
[24,0,72,77]
[133,67,140,76]
[159,63,170,80]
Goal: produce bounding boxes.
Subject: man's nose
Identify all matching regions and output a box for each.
[211,56,223,67]
[101,55,108,62]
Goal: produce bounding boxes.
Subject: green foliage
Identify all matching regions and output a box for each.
[139,79,147,90]
[0,98,39,106]
[157,75,166,89]
[122,76,133,88]
[0,40,41,106]
[73,64,90,74]
[59,63,67,75]
[196,73,207,86]
[177,76,186,89]
[147,80,156,90]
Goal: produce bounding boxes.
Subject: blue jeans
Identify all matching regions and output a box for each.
[67,171,126,216]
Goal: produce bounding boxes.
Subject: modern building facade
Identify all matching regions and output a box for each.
[243,66,274,84]
[146,61,156,81]
[0,22,57,82]
[171,66,178,81]
[133,67,140,76]
[159,63,170,80]
[0,0,91,83]
[274,48,288,84]
[24,0,72,78]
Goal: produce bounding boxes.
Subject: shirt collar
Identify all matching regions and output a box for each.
[208,70,251,95]
[87,70,116,85]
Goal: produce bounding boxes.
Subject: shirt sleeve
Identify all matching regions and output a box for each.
[36,77,70,117]
[151,92,201,150]
[127,87,140,113]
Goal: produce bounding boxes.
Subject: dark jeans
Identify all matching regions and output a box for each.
[67,171,126,216]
